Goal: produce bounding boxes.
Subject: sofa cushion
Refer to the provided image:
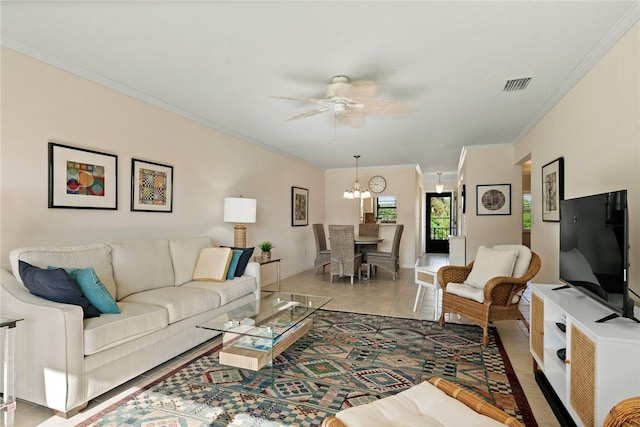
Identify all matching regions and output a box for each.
[19,261,100,318]
[493,244,532,278]
[193,247,233,282]
[120,287,222,324]
[82,302,169,355]
[226,250,243,280]
[169,236,214,286]
[184,274,258,306]
[222,246,255,276]
[10,243,117,298]
[464,246,518,289]
[109,239,175,300]
[53,266,120,314]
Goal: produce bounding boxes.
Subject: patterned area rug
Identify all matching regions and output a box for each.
[76,310,537,426]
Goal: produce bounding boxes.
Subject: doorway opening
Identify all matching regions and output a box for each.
[426,192,452,253]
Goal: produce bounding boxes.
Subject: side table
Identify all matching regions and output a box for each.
[254,257,282,292]
[1,317,22,427]
[413,265,441,320]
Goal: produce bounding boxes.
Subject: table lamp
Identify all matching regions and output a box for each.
[223,197,257,248]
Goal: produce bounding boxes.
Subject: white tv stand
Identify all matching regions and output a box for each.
[530,284,640,427]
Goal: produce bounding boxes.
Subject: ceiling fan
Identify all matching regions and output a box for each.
[274,75,417,128]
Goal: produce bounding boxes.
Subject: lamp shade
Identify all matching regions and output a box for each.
[223,197,257,223]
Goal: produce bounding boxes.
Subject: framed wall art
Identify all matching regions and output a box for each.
[48,142,118,210]
[476,184,511,216]
[291,186,308,226]
[131,158,174,212]
[542,157,564,222]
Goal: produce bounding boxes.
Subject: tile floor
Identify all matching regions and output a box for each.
[15,256,560,426]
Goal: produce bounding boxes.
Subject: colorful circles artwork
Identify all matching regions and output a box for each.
[481,189,506,211]
[66,161,105,196]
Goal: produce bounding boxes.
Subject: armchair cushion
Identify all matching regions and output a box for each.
[446,282,485,303]
[463,246,518,289]
[493,245,532,278]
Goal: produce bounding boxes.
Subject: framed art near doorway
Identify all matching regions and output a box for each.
[542,157,563,222]
[291,186,308,226]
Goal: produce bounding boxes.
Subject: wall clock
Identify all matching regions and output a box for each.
[369,175,387,194]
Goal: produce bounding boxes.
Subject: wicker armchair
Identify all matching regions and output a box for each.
[313,224,331,274]
[321,377,523,427]
[604,396,640,427]
[328,225,362,285]
[438,246,541,346]
[366,224,404,281]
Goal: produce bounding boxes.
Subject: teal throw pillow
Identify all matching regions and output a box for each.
[226,249,243,280]
[49,266,120,314]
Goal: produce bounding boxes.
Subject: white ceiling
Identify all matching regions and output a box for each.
[2,1,638,183]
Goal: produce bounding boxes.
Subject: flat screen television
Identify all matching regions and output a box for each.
[558,189,638,322]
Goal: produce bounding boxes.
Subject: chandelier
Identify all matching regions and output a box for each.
[436,172,444,194]
[343,155,371,199]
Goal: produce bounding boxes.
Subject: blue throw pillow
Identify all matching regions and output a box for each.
[51,266,120,314]
[222,246,254,276]
[19,261,100,318]
[226,250,243,280]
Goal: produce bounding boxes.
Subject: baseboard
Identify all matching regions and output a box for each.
[534,371,577,427]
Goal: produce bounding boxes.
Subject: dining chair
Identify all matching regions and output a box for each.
[357,223,380,263]
[312,224,331,274]
[366,224,404,280]
[328,225,362,285]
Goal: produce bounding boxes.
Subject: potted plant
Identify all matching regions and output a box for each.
[259,241,274,262]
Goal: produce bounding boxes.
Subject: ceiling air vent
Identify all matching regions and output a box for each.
[503,77,532,92]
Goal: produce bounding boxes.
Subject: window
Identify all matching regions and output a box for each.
[523,193,532,230]
[376,196,397,223]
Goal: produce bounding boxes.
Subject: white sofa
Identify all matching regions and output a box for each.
[0,236,260,417]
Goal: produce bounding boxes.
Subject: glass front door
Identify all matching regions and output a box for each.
[426,192,451,253]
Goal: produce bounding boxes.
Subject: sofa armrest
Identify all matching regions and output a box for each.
[242,261,261,299]
[0,269,86,413]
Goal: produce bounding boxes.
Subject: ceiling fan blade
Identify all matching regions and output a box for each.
[361,99,418,115]
[286,106,333,121]
[273,95,331,105]
[337,110,366,128]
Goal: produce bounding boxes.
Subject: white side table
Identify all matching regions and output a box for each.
[254,257,282,292]
[413,265,441,319]
[1,317,22,427]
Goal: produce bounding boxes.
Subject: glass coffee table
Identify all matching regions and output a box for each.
[197,292,332,371]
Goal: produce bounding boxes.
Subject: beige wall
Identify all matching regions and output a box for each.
[0,48,326,283]
[325,165,420,268]
[459,145,524,261]
[514,21,639,296]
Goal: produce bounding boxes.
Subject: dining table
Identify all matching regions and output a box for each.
[354,235,384,245]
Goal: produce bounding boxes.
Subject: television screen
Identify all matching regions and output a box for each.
[559,190,636,321]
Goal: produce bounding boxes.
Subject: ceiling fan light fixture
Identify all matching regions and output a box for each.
[343,155,371,200]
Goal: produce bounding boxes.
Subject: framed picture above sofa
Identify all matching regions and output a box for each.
[48,142,118,210]
[131,158,174,213]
